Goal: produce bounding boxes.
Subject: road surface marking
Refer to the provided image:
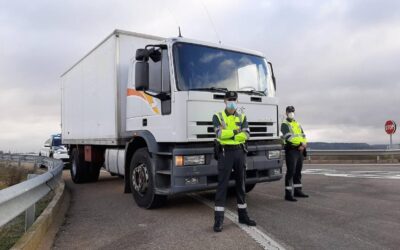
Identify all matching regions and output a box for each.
[189,193,287,250]
[305,163,400,166]
[303,169,400,179]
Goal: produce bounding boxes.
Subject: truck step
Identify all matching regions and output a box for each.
[156,170,171,175]
[156,152,172,156]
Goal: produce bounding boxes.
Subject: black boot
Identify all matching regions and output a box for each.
[213,211,224,232]
[238,209,256,226]
[294,189,309,198]
[285,190,297,202]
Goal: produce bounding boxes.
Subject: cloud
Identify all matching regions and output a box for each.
[200,52,224,63]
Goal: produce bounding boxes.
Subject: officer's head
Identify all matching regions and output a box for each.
[286,106,295,120]
[224,91,238,114]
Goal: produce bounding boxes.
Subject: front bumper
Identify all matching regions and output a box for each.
[155,143,283,195]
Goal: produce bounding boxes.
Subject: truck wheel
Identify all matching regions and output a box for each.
[245,184,256,193]
[70,148,89,183]
[129,148,167,209]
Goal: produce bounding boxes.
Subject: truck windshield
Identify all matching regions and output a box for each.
[173,43,275,97]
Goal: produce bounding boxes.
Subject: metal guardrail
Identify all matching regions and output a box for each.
[307,149,400,156]
[294,149,400,163]
[0,154,43,168]
[0,154,64,229]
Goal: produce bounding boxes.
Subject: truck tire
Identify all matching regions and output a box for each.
[245,183,256,193]
[70,148,89,183]
[129,148,167,209]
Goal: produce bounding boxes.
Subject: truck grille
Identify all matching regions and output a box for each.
[195,121,274,139]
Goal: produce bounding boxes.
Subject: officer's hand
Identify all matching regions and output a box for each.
[299,146,305,151]
[234,133,246,143]
[302,142,307,148]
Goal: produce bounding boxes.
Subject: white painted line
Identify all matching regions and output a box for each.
[303,169,400,179]
[189,193,287,250]
[305,163,400,166]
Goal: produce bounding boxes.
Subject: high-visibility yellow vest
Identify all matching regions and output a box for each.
[282,119,307,146]
[215,111,248,145]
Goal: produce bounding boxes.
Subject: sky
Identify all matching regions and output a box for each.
[1,0,400,152]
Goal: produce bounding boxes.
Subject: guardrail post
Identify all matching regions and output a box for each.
[376,155,380,163]
[25,174,38,231]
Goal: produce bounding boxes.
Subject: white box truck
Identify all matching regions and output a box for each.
[62,30,283,208]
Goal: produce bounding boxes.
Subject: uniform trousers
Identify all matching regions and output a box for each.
[215,147,246,209]
[285,148,304,193]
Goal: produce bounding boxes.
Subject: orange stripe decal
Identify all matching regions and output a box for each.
[127,88,160,114]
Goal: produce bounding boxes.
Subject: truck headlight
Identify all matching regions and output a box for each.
[268,150,281,159]
[175,155,206,166]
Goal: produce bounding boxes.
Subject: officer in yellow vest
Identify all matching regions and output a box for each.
[212,91,256,232]
[281,106,309,202]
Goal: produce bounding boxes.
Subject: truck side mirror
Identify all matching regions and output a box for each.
[136,49,149,61]
[148,48,161,63]
[135,61,149,91]
[267,62,276,90]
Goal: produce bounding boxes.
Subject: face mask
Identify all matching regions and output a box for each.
[288,112,295,119]
[226,101,237,110]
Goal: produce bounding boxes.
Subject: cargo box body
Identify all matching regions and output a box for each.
[61,30,162,145]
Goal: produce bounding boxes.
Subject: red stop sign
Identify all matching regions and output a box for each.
[385,120,396,134]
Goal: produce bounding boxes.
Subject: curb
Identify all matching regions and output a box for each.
[11,179,70,250]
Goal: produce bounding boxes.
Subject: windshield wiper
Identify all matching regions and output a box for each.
[236,90,266,96]
[189,87,228,93]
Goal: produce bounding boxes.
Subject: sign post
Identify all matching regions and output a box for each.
[385,120,397,149]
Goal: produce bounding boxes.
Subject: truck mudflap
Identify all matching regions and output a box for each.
[155,143,283,195]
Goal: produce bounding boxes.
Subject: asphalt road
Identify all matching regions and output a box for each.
[53,164,400,250]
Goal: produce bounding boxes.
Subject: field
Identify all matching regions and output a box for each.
[0,161,40,190]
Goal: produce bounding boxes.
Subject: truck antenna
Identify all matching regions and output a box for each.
[178,26,182,37]
[199,0,221,44]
